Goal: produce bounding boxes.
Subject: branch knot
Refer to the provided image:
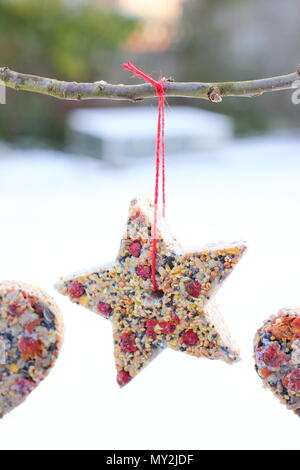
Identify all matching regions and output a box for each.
[208,87,222,103]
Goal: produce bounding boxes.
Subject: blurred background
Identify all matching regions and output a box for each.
[1,0,300,145]
[1,0,300,450]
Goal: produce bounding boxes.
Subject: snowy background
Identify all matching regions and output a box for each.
[1,135,300,450]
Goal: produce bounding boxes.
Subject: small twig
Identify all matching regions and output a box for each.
[0,66,299,102]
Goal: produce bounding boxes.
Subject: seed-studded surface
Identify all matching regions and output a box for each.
[56,198,246,387]
[254,307,300,417]
[0,281,63,417]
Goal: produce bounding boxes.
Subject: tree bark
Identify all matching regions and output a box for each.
[0,66,299,103]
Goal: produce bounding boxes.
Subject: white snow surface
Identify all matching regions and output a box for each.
[1,135,300,449]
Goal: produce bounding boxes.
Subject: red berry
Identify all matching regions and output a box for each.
[145,319,157,340]
[257,344,286,368]
[67,281,85,298]
[283,369,300,393]
[291,317,300,328]
[17,337,41,357]
[13,379,35,396]
[292,316,300,336]
[145,319,158,327]
[171,313,180,325]
[98,302,112,317]
[117,370,132,387]
[131,210,145,222]
[24,318,42,334]
[26,294,37,307]
[120,333,137,352]
[182,329,199,346]
[146,326,157,340]
[159,321,176,335]
[8,300,28,317]
[136,264,151,280]
[129,241,142,257]
[185,280,201,297]
[280,316,294,325]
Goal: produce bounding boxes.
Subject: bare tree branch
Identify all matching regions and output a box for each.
[0,66,299,102]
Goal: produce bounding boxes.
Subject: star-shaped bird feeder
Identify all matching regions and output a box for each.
[56,198,246,387]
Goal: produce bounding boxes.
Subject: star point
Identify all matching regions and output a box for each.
[56,198,246,386]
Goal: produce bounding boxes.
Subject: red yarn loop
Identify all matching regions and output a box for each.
[123,62,166,290]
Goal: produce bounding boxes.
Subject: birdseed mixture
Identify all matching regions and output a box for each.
[0,281,63,417]
[56,198,246,387]
[254,307,300,416]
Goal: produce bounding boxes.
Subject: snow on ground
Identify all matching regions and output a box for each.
[1,135,300,449]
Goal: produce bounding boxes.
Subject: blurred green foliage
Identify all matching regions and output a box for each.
[0,0,137,144]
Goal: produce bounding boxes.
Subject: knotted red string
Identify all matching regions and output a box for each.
[123,62,166,290]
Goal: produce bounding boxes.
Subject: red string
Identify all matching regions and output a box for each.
[123,62,166,290]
